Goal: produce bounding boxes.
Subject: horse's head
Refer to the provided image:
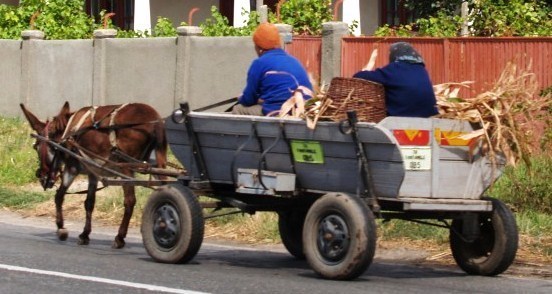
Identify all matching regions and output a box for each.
[20,102,72,190]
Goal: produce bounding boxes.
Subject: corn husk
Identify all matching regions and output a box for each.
[435,61,551,168]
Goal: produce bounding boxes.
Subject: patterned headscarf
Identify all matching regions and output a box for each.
[389,42,424,64]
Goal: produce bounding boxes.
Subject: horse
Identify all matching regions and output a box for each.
[20,101,167,248]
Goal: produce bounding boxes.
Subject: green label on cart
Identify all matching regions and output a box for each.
[291,140,324,164]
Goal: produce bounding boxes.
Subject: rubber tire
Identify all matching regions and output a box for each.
[450,197,518,276]
[141,184,204,264]
[278,210,307,259]
[303,193,377,280]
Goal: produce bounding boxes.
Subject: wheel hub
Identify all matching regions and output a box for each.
[153,203,180,249]
[316,214,350,263]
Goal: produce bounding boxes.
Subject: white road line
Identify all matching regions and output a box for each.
[0,264,208,294]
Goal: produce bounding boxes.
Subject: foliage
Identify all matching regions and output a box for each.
[403,0,464,19]
[469,0,552,36]
[416,10,464,37]
[373,24,414,37]
[200,6,259,37]
[152,17,180,37]
[375,0,552,37]
[492,156,552,214]
[275,0,333,35]
[0,0,96,40]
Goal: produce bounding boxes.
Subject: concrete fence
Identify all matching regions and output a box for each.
[0,22,346,119]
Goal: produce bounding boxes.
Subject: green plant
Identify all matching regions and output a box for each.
[373,24,414,37]
[152,17,181,37]
[492,155,552,214]
[416,10,464,37]
[276,0,332,35]
[468,0,552,36]
[200,6,259,37]
[0,0,96,40]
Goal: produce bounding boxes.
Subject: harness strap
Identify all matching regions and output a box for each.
[109,103,129,149]
[61,107,97,141]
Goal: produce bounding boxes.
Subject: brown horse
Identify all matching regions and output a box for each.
[20,102,167,248]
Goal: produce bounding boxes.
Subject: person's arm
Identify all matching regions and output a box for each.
[353,63,394,85]
[239,60,263,106]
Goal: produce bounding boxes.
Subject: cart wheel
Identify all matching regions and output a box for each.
[450,197,518,276]
[141,184,204,264]
[303,193,376,280]
[278,210,307,259]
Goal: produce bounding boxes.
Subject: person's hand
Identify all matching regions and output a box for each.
[362,48,378,71]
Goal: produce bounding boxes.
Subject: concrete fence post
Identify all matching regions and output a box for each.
[20,30,44,110]
[175,26,203,107]
[321,22,349,86]
[92,29,117,106]
[275,23,293,46]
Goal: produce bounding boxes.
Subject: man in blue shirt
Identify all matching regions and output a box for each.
[353,42,438,118]
[232,23,313,116]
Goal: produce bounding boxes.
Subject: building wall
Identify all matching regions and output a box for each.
[149,0,218,27]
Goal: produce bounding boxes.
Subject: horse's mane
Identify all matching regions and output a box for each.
[50,111,74,135]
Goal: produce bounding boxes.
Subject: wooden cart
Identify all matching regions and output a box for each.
[139,103,518,280]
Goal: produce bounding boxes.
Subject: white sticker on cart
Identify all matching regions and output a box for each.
[400,146,432,170]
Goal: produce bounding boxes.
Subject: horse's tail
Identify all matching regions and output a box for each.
[153,118,168,169]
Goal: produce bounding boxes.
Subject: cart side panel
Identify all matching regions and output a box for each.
[168,112,405,198]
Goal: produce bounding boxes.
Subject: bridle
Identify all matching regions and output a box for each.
[36,120,62,190]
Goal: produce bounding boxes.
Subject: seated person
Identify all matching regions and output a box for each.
[232,23,313,116]
[353,42,438,118]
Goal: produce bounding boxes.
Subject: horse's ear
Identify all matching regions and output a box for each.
[20,103,45,133]
[58,101,70,117]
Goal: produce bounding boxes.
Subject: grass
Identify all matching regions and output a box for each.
[0,117,37,185]
[1,116,550,261]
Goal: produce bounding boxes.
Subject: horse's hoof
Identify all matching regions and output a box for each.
[112,237,125,249]
[57,228,68,241]
[78,236,90,245]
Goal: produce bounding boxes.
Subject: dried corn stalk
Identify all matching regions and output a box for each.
[435,61,551,168]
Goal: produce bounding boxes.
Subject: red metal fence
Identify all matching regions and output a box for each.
[285,36,322,83]
[287,36,552,98]
[342,37,552,97]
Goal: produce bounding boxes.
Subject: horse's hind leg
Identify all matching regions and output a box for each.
[54,187,69,241]
[113,185,135,249]
[78,176,97,245]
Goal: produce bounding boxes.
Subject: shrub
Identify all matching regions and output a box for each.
[275,0,333,35]
[492,156,552,214]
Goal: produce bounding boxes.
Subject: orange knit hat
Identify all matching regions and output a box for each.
[253,23,281,50]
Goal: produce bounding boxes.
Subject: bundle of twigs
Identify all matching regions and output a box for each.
[435,61,551,168]
[277,82,354,129]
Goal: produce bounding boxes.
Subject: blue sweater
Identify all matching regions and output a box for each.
[240,48,313,115]
[353,62,438,117]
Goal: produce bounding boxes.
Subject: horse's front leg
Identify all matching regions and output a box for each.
[54,186,69,241]
[55,166,78,241]
[113,184,136,249]
[78,175,97,245]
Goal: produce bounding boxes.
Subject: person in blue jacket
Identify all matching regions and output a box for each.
[353,42,438,117]
[232,23,312,116]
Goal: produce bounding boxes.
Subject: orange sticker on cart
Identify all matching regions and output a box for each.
[435,129,474,146]
[393,129,430,146]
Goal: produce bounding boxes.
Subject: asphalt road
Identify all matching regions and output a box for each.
[1,211,550,294]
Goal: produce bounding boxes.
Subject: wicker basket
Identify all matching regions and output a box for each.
[324,77,386,123]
